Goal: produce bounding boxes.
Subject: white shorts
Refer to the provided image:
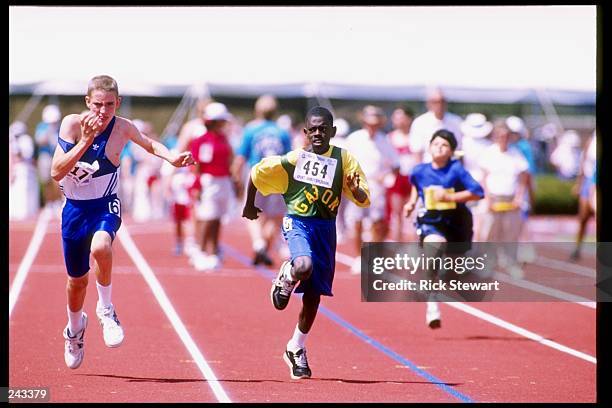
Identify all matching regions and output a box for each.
[255,191,286,217]
[345,188,387,224]
[242,171,286,217]
[195,175,234,221]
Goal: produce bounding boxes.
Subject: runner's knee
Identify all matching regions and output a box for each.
[91,235,112,261]
[292,256,313,281]
[67,275,88,291]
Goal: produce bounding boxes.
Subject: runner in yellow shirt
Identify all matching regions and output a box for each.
[242,106,370,380]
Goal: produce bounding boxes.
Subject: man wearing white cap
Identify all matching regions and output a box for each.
[190,102,237,271]
[550,130,582,180]
[460,113,493,241]
[506,116,536,263]
[408,88,463,163]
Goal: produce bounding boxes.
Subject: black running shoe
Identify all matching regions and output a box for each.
[283,348,312,379]
[260,251,273,266]
[253,251,263,265]
[569,248,581,261]
[270,261,296,310]
[254,250,273,266]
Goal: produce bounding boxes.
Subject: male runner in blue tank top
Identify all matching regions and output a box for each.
[403,129,484,329]
[242,106,370,380]
[51,75,195,369]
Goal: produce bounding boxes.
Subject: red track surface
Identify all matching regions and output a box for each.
[9,214,596,402]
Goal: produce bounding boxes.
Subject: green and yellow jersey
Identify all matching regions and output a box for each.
[251,146,370,219]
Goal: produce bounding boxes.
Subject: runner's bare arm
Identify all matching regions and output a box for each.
[346,172,368,203]
[51,112,101,182]
[242,176,262,220]
[128,120,195,167]
[403,185,418,217]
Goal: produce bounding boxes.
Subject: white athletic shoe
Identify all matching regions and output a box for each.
[517,244,536,264]
[426,302,441,329]
[507,265,525,279]
[194,253,220,271]
[63,313,88,369]
[204,254,221,270]
[96,303,124,347]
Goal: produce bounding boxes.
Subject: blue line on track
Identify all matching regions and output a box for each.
[222,244,474,403]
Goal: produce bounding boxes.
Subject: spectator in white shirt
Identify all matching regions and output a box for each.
[459,113,493,241]
[570,131,597,260]
[409,88,463,163]
[550,130,581,180]
[479,119,529,278]
[345,105,400,273]
[9,121,40,220]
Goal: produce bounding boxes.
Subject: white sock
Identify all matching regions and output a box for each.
[67,305,84,335]
[253,239,266,253]
[284,262,296,282]
[287,324,308,352]
[427,301,439,311]
[96,281,112,309]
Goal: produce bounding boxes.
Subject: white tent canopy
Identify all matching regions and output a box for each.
[9,80,595,106]
[9,6,596,105]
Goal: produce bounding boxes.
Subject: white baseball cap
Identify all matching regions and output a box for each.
[506,116,527,137]
[334,118,350,138]
[460,113,493,139]
[560,130,581,147]
[204,102,232,122]
[9,121,28,136]
[42,104,61,123]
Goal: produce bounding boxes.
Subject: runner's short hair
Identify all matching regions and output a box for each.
[306,106,334,126]
[430,129,457,151]
[88,75,119,97]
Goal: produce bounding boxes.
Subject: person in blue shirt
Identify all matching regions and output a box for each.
[404,129,484,329]
[232,95,293,266]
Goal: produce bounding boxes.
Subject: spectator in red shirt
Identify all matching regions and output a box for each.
[189,102,236,271]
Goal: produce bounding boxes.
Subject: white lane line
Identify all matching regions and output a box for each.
[337,250,596,364]
[337,251,596,306]
[445,302,596,364]
[117,227,231,403]
[534,256,596,278]
[493,273,596,309]
[335,251,357,267]
[9,207,52,317]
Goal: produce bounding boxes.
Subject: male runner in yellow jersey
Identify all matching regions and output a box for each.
[242,106,370,380]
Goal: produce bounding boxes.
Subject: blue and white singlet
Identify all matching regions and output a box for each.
[58,117,120,200]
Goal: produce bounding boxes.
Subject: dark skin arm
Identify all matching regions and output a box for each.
[242,176,262,220]
[243,171,367,220]
[346,172,368,203]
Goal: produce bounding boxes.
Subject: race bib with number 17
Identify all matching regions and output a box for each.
[66,160,100,186]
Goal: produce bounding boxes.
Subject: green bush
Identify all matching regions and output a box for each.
[532,174,578,215]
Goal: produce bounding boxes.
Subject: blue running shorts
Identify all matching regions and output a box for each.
[281,214,336,297]
[416,207,473,254]
[61,195,122,278]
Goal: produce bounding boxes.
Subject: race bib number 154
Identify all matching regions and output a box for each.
[294,151,337,188]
